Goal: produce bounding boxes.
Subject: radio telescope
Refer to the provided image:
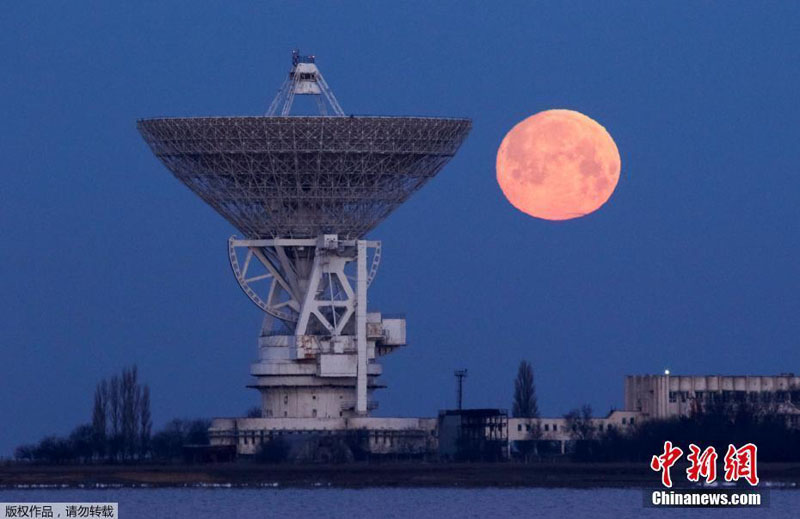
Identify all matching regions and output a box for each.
[138,51,471,418]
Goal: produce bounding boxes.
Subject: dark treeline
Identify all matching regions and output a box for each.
[572,400,800,463]
[14,365,210,464]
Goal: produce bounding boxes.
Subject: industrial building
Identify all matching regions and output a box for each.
[625,373,800,424]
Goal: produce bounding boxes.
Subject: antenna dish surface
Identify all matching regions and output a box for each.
[137,116,471,238]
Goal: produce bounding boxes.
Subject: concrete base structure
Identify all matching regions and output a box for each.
[250,312,406,419]
[210,417,437,460]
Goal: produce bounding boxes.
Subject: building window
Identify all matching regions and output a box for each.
[525,424,531,432]
[517,424,522,432]
[284,395,289,405]
[544,424,549,431]
[312,409,317,418]
[553,425,558,432]
[622,418,627,424]
[313,395,317,400]
[598,423,604,431]
[284,411,287,417]
[629,417,635,425]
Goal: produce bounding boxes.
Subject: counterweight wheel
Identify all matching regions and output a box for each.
[228,236,299,323]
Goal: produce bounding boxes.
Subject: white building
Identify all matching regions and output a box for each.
[508,410,641,453]
[625,373,800,422]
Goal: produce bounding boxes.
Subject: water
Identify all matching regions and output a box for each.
[0,487,795,518]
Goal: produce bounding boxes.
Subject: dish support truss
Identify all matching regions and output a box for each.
[229,234,391,415]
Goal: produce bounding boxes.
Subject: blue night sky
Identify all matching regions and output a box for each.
[1,2,799,455]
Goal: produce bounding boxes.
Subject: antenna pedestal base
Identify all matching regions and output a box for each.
[230,235,405,419]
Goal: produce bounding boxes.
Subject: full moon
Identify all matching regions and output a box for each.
[496,109,621,220]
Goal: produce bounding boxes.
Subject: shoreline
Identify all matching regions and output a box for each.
[2,462,800,489]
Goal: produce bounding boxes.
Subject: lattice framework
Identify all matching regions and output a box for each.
[137,116,471,239]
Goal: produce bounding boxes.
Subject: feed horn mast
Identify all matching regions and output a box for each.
[138,51,471,419]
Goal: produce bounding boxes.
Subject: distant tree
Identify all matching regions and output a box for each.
[108,375,121,460]
[139,385,152,459]
[121,366,141,459]
[564,404,594,441]
[150,418,211,461]
[91,380,108,460]
[68,424,94,463]
[151,420,188,461]
[88,366,151,462]
[512,361,540,461]
[13,444,36,462]
[33,436,73,464]
[512,360,539,418]
[246,406,263,418]
[185,419,211,445]
[13,366,154,466]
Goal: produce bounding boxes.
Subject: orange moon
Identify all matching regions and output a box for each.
[496,109,621,220]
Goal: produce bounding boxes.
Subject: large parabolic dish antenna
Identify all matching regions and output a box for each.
[137,58,471,239]
[137,51,471,419]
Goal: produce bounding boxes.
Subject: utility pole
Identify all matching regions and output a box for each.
[454,369,468,410]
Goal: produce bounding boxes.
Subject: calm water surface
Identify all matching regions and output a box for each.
[1,487,795,518]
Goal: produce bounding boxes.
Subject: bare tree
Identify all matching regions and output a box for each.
[91,380,108,460]
[564,404,594,441]
[121,367,132,459]
[512,360,539,418]
[139,385,152,459]
[121,365,141,460]
[108,375,121,460]
[89,366,152,462]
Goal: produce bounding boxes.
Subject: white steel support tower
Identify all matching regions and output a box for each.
[138,50,471,420]
[228,235,401,417]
